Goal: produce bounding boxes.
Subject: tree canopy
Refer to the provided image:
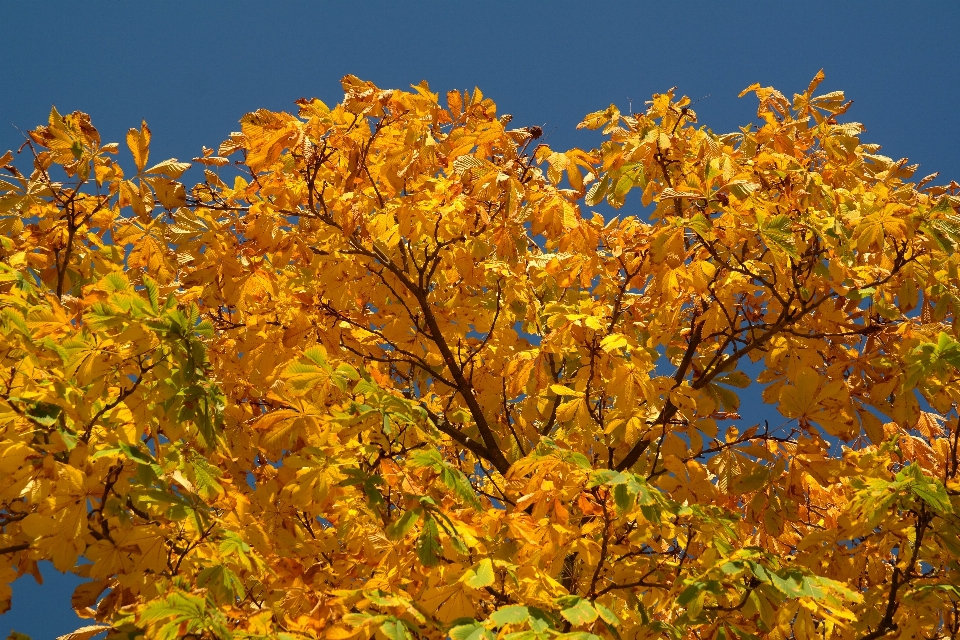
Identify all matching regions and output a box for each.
[1,72,959,640]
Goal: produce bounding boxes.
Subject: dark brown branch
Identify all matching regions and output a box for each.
[0,543,29,555]
[587,491,612,598]
[859,509,931,640]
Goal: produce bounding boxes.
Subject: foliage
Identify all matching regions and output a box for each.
[1,72,960,639]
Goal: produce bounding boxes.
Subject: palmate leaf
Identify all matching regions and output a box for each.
[339,467,386,509]
[897,463,953,514]
[410,448,482,509]
[140,590,205,622]
[197,564,245,603]
[219,531,251,557]
[284,359,332,392]
[759,213,799,258]
[905,331,960,387]
[139,592,220,640]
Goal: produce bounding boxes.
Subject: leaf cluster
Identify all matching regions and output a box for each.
[1,72,960,639]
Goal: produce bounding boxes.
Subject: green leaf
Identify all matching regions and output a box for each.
[284,358,331,393]
[409,448,444,471]
[335,363,360,381]
[139,590,207,628]
[139,591,231,640]
[937,530,960,556]
[768,572,803,598]
[608,174,634,209]
[118,441,156,466]
[921,219,957,251]
[363,589,402,608]
[219,531,250,556]
[464,558,495,589]
[731,465,769,494]
[385,508,420,540]
[905,332,960,388]
[587,469,627,488]
[440,466,482,509]
[450,622,495,640]
[710,383,741,412]
[759,214,799,259]
[89,446,121,461]
[104,271,131,293]
[676,584,700,607]
[24,401,62,427]
[194,318,214,339]
[594,602,620,626]
[197,564,245,603]
[745,561,770,582]
[340,467,381,488]
[1,308,30,337]
[797,576,825,600]
[302,346,328,366]
[191,455,223,498]
[901,463,953,513]
[410,449,482,508]
[551,447,591,469]
[489,605,529,627]
[613,483,634,512]
[559,598,598,626]
[379,618,411,640]
[685,213,712,236]
[417,516,442,567]
[143,274,160,314]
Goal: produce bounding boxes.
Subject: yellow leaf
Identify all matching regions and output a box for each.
[779,367,821,419]
[55,625,111,640]
[145,177,186,209]
[0,442,32,474]
[145,158,191,178]
[253,408,300,432]
[419,583,476,624]
[126,120,151,172]
[599,333,628,353]
[71,580,111,613]
[550,384,582,397]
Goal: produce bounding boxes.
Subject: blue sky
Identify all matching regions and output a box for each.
[2,1,959,638]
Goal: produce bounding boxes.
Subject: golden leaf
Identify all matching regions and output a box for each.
[126,120,150,172]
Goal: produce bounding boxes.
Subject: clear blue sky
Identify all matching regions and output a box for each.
[2,2,959,638]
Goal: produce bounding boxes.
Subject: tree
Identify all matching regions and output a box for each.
[0,71,959,640]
